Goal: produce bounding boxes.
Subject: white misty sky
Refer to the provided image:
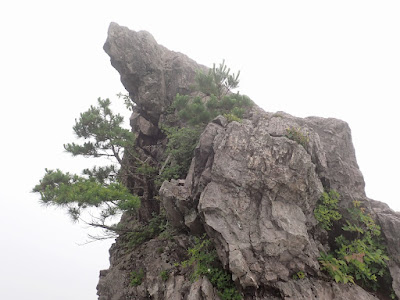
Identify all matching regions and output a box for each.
[0,1,399,299]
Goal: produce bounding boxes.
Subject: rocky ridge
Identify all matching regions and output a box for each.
[97,23,400,300]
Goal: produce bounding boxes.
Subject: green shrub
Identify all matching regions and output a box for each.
[130,269,145,286]
[317,196,392,293]
[171,61,252,127]
[158,61,253,187]
[172,94,251,127]
[126,212,168,247]
[333,200,390,290]
[180,235,242,300]
[292,271,306,280]
[223,113,242,123]
[160,270,169,281]
[157,125,203,184]
[314,190,342,231]
[285,127,309,148]
[318,252,355,284]
[195,60,240,98]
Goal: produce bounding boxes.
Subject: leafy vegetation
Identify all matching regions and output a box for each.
[195,59,240,98]
[180,235,242,300]
[292,271,306,280]
[285,127,309,148]
[160,270,169,281]
[314,190,342,231]
[126,211,169,248]
[172,93,251,127]
[223,113,242,123]
[315,192,393,295]
[130,269,145,286]
[159,61,253,183]
[156,125,203,186]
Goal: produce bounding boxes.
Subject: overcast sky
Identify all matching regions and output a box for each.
[1,1,399,299]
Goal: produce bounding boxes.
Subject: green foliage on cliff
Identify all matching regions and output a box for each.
[285,127,309,149]
[315,193,392,294]
[33,98,140,234]
[157,125,203,184]
[334,200,390,290]
[172,92,252,127]
[126,211,169,248]
[195,60,240,98]
[160,270,169,281]
[292,271,306,280]
[159,61,253,183]
[180,235,242,300]
[314,190,342,231]
[130,269,144,286]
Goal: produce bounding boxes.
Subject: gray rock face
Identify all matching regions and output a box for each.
[97,234,221,300]
[159,179,190,231]
[164,111,363,288]
[104,22,206,125]
[370,200,400,298]
[161,110,400,298]
[98,23,400,300]
[196,116,324,286]
[275,278,379,300]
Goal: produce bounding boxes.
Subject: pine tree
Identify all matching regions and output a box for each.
[196,59,240,99]
[33,98,143,237]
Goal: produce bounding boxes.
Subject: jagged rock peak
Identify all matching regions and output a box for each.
[104,22,207,124]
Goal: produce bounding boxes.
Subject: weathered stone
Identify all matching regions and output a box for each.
[301,116,366,205]
[130,112,159,137]
[184,209,203,234]
[159,179,190,230]
[187,276,221,300]
[275,278,379,300]
[371,199,400,298]
[195,117,324,285]
[104,22,206,123]
[96,235,223,300]
[162,108,394,297]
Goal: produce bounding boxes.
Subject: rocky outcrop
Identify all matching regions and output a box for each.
[97,234,222,300]
[193,114,324,286]
[104,22,207,125]
[103,22,207,220]
[98,23,400,300]
[160,111,400,299]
